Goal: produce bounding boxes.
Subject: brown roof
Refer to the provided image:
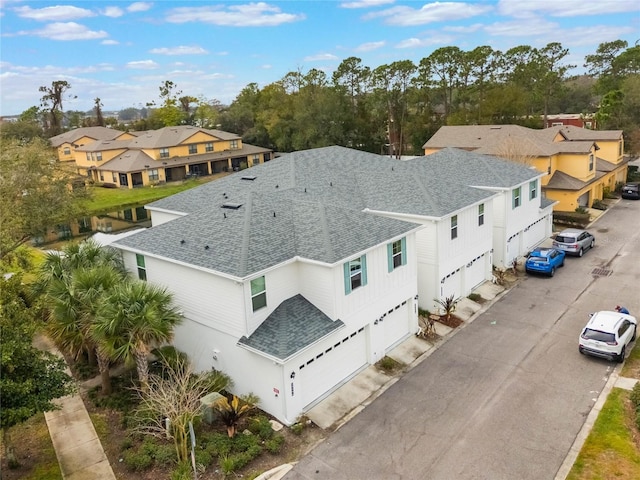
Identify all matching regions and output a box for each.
[126,125,240,149]
[555,125,622,141]
[97,143,271,173]
[49,126,125,147]
[423,125,596,157]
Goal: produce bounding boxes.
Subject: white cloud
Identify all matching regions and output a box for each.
[102,6,124,18]
[126,60,159,70]
[497,0,640,18]
[149,46,209,55]
[443,23,483,33]
[13,5,95,21]
[354,41,385,52]
[101,39,119,45]
[127,2,153,13]
[484,19,557,37]
[365,2,493,26]
[261,64,273,69]
[20,22,108,41]
[166,3,305,27]
[303,53,339,61]
[395,35,455,48]
[340,0,395,8]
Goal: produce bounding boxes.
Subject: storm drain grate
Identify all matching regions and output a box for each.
[591,267,612,277]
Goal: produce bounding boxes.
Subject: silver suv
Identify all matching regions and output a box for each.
[552,228,595,257]
[579,311,637,363]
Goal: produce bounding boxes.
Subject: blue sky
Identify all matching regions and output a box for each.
[1,0,639,116]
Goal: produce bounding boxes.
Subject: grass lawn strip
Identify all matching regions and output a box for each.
[566,387,640,480]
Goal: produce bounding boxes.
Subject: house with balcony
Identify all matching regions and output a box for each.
[422,125,627,212]
[51,125,273,188]
[111,145,550,424]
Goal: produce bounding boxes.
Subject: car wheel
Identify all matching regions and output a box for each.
[579,346,584,355]
[578,248,583,257]
[632,326,637,342]
[617,346,626,363]
[560,259,565,267]
[590,240,595,249]
[549,267,556,277]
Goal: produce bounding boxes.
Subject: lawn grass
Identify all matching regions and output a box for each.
[81,173,229,214]
[0,413,62,480]
[566,388,640,480]
[82,179,200,214]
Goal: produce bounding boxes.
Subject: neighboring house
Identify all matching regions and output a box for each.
[112,145,550,425]
[49,126,134,163]
[544,113,596,130]
[51,125,273,188]
[422,124,627,212]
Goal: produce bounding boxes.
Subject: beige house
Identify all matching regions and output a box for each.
[51,125,273,189]
[422,125,627,212]
[49,126,135,162]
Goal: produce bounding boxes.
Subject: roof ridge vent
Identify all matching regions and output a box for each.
[222,202,242,210]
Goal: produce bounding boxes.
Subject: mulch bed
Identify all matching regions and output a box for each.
[434,314,464,329]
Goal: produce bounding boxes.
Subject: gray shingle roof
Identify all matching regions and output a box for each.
[115,189,421,277]
[147,145,534,219]
[238,294,344,360]
[126,125,240,149]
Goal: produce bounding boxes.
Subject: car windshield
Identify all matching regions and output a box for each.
[582,329,615,343]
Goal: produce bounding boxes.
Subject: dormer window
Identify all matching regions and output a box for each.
[230,140,238,150]
[160,148,170,159]
[188,144,197,154]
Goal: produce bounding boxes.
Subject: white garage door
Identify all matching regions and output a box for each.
[465,254,486,292]
[523,218,548,252]
[440,268,461,301]
[298,327,367,409]
[383,300,410,350]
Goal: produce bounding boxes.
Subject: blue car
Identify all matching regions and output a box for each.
[525,248,565,277]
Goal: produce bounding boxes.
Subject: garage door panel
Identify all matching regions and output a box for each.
[299,327,367,409]
[383,302,410,349]
[465,254,486,292]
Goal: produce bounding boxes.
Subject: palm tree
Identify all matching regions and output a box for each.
[93,280,183,389]
[37,240,126,392]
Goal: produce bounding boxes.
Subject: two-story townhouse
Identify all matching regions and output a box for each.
[422,125,627,212]
[55,125,273,188]
[114,190,421,425]
[112,145,550,423]
[49,126,135,163]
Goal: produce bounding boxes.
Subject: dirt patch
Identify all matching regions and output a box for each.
[434,314,464,329]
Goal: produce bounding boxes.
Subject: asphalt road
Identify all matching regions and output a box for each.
[287,197,640,480]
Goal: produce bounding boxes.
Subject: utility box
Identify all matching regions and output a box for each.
[200,392,223,425]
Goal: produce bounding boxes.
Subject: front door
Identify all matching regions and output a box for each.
[119,173,128,187]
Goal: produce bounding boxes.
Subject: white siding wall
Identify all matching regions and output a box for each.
[147,209,185,227]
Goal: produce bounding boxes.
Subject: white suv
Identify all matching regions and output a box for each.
[579,311,637,363]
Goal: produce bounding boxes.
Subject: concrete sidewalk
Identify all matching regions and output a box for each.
[36,335,116,480]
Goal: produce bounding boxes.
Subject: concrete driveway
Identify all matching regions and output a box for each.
[287,196,640,480]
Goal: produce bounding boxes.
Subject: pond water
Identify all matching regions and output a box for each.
[33,204,151,247]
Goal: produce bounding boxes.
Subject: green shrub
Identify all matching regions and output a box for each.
[153,444,177,466]
[248,415,274,439]
[200,432,233,456]
[591,199,607,210]
[418,307,431,317]
[467,293,482,302]
[264,435,285,454]
[631,382,640,408]
[376,356,401,372]
[171,461,193,480]
[120,437,134,451]
[123,450,153,471]
[194,449,212,467]
[290,423,304,435]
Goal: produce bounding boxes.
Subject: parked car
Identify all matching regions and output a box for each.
[525,248,565,277]
[579,311,637,363]
[552,228,595,257]
[621,182,640,200]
